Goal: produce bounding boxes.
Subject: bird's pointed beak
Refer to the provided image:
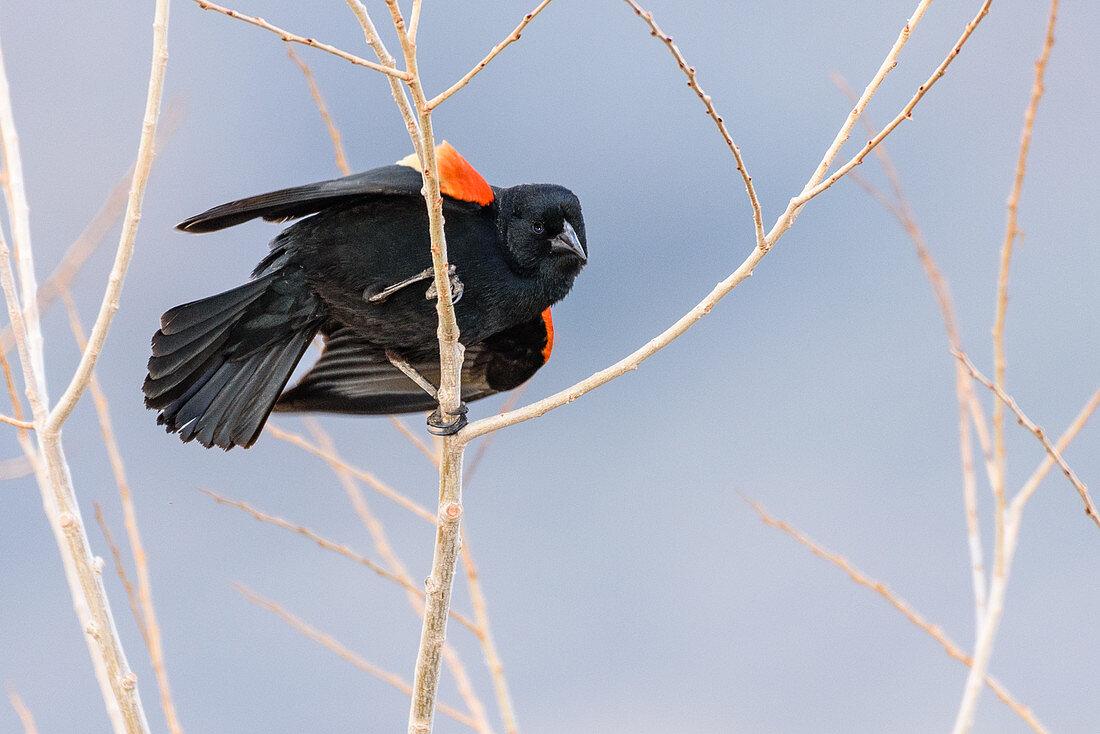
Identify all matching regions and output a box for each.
[550,220,587,263]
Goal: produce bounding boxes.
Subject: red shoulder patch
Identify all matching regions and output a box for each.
[540,308,554,363]
[397,141,494,206]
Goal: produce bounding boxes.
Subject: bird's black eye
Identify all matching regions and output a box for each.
[531,222,544,235]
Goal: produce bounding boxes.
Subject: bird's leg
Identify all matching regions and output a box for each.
[384,350,468,435]
[424,264,463,305]
[385,350,438,399]
[365,264,462,305]
[365,267,435,304]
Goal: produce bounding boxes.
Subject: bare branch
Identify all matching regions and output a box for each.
[795,0,993,206]
[284,44,352,176]
[6,685,39,734]
[200,488,480,635]
[235,584,480,730]
[1015,385,1100,512]
[65,294,184,734]
[427,0,555,109]
[464,0,993,443]
[991,0,1057,540]
[193,0,410,79]
[746,499,1048,733]
[47,0,171,432]
[622,0,766,249]
[266,423,437,523]
[302,420,495,733]
[835,74,989,624]
[954,348,1098,530]
[94,503,150,647]
[0,412,32,428]
[460,535,519,734]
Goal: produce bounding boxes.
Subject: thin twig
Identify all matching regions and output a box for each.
[954,349,1098,530]
[390,415,441,468]
[427,0,555,109]
[199,487,480,635]
[1014,385,1100,512]
[795,1,994,205]
[835,74,989,624]
[302,420,496,734]
[235,584,479,730]
[343,0,423,160]
[6,685,39,734]
[47,0,171,432]
[622,0,766,250]
[94,503,151,648]
[463,0,992,443]
[0,99,185,355]
[459,535,519,734]
[463,385,526,486]
[65,294,184,734]
[0,3,170,729]
[0,412,32,428]
[745,499,1048,733]
[990,0,1055,589]
[193,0,409,79]
[265,423,437,523]
[284,44,352,176]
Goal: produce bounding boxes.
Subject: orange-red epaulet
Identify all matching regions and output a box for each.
[396,141,494,206]
[540,308,554,363]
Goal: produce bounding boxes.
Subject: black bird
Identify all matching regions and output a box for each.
[144,143,587,449]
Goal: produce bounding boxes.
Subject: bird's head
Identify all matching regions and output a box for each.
[497,184,587,297]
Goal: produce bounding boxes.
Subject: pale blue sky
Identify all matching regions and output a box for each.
[1,1,1098,732]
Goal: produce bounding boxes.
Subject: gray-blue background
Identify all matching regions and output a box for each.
[1,1,1097,732]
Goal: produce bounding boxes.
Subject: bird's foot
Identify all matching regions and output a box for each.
[427,402,468,436]
[424,264,463,305]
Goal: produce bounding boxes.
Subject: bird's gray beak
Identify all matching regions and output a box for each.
[550,220,586,263]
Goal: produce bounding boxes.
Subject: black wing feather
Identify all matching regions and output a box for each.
[177,165,427,233]
[274,315,552,416]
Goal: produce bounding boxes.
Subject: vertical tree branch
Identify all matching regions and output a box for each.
[64,294,184,734]
[951,7,1060,731]
[47,0,171,431]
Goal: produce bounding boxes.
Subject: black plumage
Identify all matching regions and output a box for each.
[144,145,587,449]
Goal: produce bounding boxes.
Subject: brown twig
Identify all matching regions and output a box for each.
[64,294,184,734]
[0,99,184,355]
[796,0,994,205]
[834,74,990,624]
[427,0,556,110]
[622,0,766,250]
[6,685,39,734]
[459,535,519,734]
[745,499,1048,734]
[0,412,32,428]
[302,420,495,733]
[284,44,352,176]
[953,349,1098,530]
[390,415,441,468]
[199,487,480,635]
[265,423,437,523]
[94,503,151,648]
[193,0,409,79]
[464,0,992,443]
[235,584,479,730]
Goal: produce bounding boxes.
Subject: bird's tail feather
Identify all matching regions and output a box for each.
[144,271,321,449]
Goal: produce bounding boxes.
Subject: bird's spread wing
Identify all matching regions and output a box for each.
[274,310,553,416]
[178,142,494,233]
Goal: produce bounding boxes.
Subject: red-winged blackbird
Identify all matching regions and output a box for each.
[143,143,587,450]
